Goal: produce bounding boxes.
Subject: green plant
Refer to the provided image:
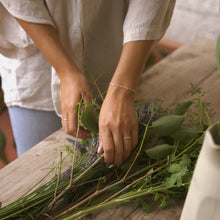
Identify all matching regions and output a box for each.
[0,86,214,219]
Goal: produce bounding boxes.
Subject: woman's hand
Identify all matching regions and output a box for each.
[98,86,138,166]
[59,69,92,139]
[97,41,154,165]
[13,20,92,138]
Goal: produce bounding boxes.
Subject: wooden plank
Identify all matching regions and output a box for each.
[0,129,71,206]
[79,197,184,220]
[137,38,220,121]
[0,38,219,219]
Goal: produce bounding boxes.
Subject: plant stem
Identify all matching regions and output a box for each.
[62,168,171,220]
[45,154,103,212]
[101,161,169,204]
[123,124,149,180]
[126,158,166,181]
[54,159,169,219]
[54,152,63,199]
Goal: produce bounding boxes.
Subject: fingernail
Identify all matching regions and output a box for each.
[97,143,103,154]
[108,164,113,169]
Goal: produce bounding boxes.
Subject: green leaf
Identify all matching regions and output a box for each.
[81,104,99,134]
[159,195,170,209]
[159,196,167,209]
[166,168,188,187]
[179,154,191,168]
[168,151,176,162]
[168,163,181,173]
[163,155,191,188]
[154,192,160,202]
[171,125,199,141]
[145,144,176,160]
[174,101,193,115]
[163,175,177,188]
[216,35,220,73]
[151,115,185,137]
[139,200,152,213]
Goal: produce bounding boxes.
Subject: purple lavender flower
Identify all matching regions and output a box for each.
[88,154,98,164]
[63,168,71,176]
[138,102,160,124]
[66,138,86,153]
[66,138,76,145]
[91,137,99,149]
[65,136,101,170]
[76,142,86,153]
[55,168,71,184]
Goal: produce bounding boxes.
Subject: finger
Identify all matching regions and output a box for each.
[112,130,123,166]
[122,132,132,160]
[101,129,114,164]
[62,114,69,133]
[97,138,103,154]
[67,109,91,138]
[83,91,91,104]
[67,107,77,136]
[81,91,92,117]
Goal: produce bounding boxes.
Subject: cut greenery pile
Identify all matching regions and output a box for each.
[0,84,215,220]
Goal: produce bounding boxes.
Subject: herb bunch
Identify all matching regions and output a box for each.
[0,87,214,220]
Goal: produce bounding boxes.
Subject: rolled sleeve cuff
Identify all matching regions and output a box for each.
[123,25,166,44]
[123,0,175,44]
[1,0,55,27]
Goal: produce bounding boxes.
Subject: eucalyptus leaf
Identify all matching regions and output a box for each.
[174,101,193,115]
[171,125,199,141]
[81,104,99,134]
[145,144,176,160]
[151,115,185,137]
[216,35,220,73]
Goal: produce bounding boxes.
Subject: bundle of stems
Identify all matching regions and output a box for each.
[0,86,215,220]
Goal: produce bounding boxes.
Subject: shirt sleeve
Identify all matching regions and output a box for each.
[123,0,176,43]
[0,0,55,58]
[0,0,55,27]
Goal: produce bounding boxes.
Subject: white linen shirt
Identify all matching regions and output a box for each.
[0,0,176,115]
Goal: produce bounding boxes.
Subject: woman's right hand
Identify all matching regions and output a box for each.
[59,69,92,139]
[13,19,92,138]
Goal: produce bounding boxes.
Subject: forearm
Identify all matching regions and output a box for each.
[14,18,91,138]
[110,40,154,91]
[14,18,79,79]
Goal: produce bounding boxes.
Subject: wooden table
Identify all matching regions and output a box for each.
[0,38,219,220]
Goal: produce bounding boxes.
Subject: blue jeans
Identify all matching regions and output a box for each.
[8,106,62,157]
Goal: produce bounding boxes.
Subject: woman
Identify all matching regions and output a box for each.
[0,0,175,165]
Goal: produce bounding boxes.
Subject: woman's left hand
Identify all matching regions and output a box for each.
[98,86,138,166]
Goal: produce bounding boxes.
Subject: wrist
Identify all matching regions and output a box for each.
[107,83,136,102]
[56,63,81,81]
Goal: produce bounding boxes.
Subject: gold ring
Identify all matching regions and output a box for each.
[123,137,131,140]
